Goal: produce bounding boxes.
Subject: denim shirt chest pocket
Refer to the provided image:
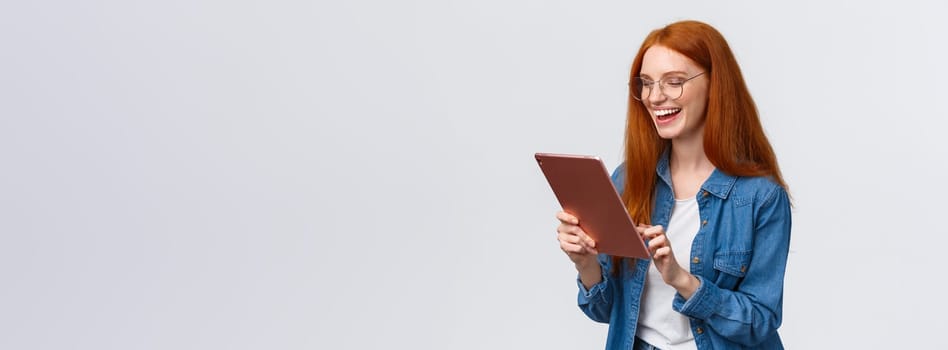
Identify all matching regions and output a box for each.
[704,194,754,290]
[712,251,752,290]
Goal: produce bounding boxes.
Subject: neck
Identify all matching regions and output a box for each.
[670,135,714,175]
[668,134,716,200]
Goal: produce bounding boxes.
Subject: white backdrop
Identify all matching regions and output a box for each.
[2,0,947,348]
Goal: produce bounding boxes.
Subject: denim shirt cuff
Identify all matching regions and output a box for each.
[576,270,610,305]
[672,275,719,320]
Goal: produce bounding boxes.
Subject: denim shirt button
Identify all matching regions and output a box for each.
[692,257,700,264]
[701,219,708,226]
[702,191,709,197]
[696,327,704,334]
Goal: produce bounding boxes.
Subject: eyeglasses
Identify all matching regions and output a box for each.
[630,71,705,101]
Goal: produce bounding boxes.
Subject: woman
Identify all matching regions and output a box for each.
[555,20,791,350]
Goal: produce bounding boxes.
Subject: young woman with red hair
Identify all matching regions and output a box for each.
[555,20,792,350]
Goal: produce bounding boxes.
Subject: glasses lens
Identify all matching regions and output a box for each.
[632,78,649,101]
[668,83,683,100]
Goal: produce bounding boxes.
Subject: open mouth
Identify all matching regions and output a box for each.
[654,108,681,122]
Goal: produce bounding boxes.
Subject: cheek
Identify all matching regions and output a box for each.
[686,100,708,122]
[695,102,708,118]
[684,84,710,118]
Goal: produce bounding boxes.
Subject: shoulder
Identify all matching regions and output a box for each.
[610,162,627,190]
[730,175,788,208]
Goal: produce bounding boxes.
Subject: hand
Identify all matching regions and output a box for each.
[556,211,598,268]
[639,224,699,298]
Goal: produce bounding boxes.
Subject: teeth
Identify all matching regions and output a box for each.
[655,108,681,117]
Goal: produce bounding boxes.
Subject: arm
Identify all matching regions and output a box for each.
[577,257,603,289]
[577,254,614,323]
[672,186,792,346]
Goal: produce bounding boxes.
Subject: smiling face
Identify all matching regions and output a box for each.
[638,45,710,142]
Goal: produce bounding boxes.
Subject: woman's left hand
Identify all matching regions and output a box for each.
[639,224,700,299]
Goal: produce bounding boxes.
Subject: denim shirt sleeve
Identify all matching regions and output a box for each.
[576,254,614,324]
[672,185,792,346]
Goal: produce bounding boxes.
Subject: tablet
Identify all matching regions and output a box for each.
[535,153,649,259]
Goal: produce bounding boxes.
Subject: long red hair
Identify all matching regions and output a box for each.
[616,21,789,270]
[622,20,788,224]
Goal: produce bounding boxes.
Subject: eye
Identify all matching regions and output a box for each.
[664,78,686,87]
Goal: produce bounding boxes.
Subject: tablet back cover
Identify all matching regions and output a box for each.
[535,153,649,259]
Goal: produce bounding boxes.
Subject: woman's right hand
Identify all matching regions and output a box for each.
[556,211,599,268]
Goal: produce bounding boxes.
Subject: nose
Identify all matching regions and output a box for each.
[647,85,667,104]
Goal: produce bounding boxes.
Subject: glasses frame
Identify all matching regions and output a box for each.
[631,71,706,102]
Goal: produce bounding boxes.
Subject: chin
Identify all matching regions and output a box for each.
[652,124,683,140]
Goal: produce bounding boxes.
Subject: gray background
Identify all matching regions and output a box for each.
[2,0,946,348]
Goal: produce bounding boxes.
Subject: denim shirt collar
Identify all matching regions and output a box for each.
[655,148,737,199]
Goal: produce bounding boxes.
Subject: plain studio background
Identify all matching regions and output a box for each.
[2,0,946,348]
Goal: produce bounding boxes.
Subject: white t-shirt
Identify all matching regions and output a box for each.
[636,197,700,350]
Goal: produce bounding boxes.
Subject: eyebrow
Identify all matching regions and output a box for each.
[639,70,690,79]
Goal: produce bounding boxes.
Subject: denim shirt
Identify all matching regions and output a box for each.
[577,153,792,350]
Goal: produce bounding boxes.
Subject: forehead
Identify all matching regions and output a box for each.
[640,45,701,76]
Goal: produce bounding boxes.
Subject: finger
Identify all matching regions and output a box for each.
[642,230,661,241]
[557,223,587,239]
[560,241,588,255]
[644,225,664,235]
[647,235,667,255]
[556,222,597,251]
[638,225,654,236]
[557,222,583,237]
[557,231,584,246]
[559,231,595,253]
[649,234,667,247]
[560,224,594,247]
[556,211,579,225]
[560,241,580,253]
[556,222,570,235]
[642,225,665,240]
[653,246,672,259]
[576,230,596,248]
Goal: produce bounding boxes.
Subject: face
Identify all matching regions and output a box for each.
[638,45,710,142]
